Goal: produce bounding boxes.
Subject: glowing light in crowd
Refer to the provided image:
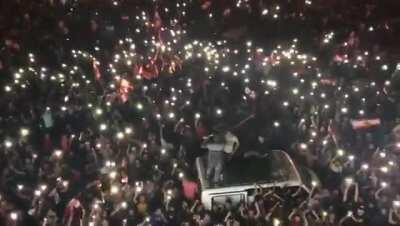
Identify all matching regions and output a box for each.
[4,140,13,148]
[116,132,125,139]
[17,184,24,191]
[10,212,18,221]
[125,127,132,134]
[273,218,281,226]
[311,181,318,187]
[345,177,353,185]
[100,124,107,131]
[34,190,41,197]
[222,66,230,72]
[95,108,103,115]
[40,184,47,191]
[121,202,128,209]
[20,128,29,137]
[348,155,355,161]
[54,150,63,158]
[4,86,12,92]
[110,185,119,194]
[109,171,117,179]
[168,112,175,119]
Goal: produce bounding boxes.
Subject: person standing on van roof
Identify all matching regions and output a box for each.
[202,130,226,186]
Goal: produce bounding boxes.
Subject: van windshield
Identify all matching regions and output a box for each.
[201,151,301,188]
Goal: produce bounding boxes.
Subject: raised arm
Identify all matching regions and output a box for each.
[254,202,261,218]
[265,202,280,221]
[354,182,359,203]
[292,187,303,197]
[374,186,386,201]
[288,208,297,221]
[224,211,232,222]
[190,200,199,213]
[343,184,350,202]
[338,215,349,226]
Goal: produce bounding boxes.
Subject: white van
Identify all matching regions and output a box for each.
[196,150,318,209]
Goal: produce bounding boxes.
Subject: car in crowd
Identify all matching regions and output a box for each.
[196,150,319,209]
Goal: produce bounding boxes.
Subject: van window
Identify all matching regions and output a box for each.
[202,151,300,188]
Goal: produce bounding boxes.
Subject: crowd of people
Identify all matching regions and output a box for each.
[1,0,400,225]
